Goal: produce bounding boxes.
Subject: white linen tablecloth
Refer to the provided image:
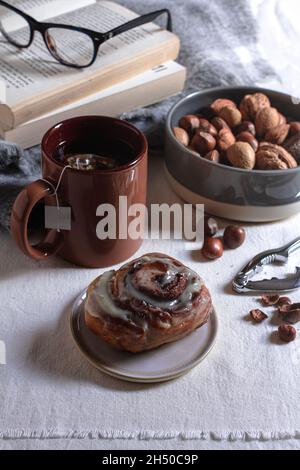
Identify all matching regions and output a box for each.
[0,155,299,450]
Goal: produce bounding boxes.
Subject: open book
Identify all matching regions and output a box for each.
[1,61,186,148]
[0,0,180,130]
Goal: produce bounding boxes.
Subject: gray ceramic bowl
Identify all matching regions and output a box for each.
[165,86,300,222]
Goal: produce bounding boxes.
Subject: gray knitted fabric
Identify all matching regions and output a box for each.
[0,0,276,230]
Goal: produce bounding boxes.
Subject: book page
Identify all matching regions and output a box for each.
[0,0,175,107]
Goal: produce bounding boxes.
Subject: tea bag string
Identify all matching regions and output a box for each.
[40,165,72,231]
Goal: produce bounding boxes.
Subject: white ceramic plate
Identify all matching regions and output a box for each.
[70,290,218,383]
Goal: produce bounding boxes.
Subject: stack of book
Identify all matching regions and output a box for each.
[0,0,186,148]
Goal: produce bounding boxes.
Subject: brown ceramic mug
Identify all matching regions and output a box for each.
[11,116,148,268]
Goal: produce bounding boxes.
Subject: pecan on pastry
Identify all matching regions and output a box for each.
[85,253,213,353]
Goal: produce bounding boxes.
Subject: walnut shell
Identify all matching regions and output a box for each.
[289,122,300,136]
[255,107,280,137]
[284,132,300,163]
[256,142,297,170]
[218,106,242,129]
[227,142,256,169]
[239,93,271,121]
[265,124,290,145]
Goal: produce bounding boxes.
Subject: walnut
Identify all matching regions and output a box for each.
[284,132,300,164]
[227,142,256,169]
[265,124,290,145]
[255,107,281,137]
[239,93,271,121]
[256,142,297,170]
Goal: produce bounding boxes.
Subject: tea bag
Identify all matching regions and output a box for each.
[67,154,118,170]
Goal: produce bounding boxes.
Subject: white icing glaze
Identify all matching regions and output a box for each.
[86,257,203,321]
[86,271,131,320]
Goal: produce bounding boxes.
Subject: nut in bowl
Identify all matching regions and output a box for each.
[165,87,300,222]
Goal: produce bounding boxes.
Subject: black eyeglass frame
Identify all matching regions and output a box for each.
[0,0,172,68]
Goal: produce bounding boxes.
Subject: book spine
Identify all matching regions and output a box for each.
[11,37,180,130]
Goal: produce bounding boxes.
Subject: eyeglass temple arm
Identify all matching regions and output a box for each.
[104,9,172,40]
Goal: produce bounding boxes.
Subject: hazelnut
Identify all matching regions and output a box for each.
[236,131,258,152]
[250,309,268,323]
[217,128,236,153]
[278,324,296,343]
[210,98,237,115]
[191,131,216,155]
[227,142,256,170]
[211,117,230,132]
[256,143,297,170]
[202,237,223,260]
[223,225,246,248]
[198,118,218,137]
[265,124,290,145]
[218,106,242,129]
[289,122,300,136]
[255,107,280,137]
[239,93,271,121]
[234,121,256,136]
[204,216,218,237]
[178,114,200,136]
[204,149,220,163]
[173,127,189,147]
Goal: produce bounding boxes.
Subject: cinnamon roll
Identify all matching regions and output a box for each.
[85,253,213,353]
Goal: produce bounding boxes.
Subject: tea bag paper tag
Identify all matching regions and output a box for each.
[45,206,71,231]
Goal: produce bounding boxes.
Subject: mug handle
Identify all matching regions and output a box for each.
[10,179,65,260]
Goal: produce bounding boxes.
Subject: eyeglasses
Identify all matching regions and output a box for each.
[0,1,172,68]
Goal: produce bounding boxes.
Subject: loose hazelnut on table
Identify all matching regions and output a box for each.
[191,131,216,155]
[278,324,296,343]
[227,142,256,170]
[173,127,189,147]
[223,225,246,249]
[202,237,223,260]
[179,114,200,136]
